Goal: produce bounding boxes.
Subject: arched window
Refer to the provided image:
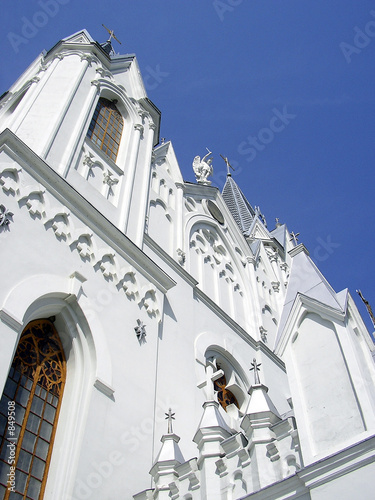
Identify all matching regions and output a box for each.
[87,97,124,162]
[214,364,239,412]
[0,319,66,499]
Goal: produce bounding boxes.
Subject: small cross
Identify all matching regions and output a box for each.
[102,24,122,45]
[220,154,235,176]
[197,359,224,400]
[250,358,261,385]
[290,231,300,245]
[165,408,175,434]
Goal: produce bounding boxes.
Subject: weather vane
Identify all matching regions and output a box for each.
[165,408,175,434]
[220,154,235,176]
[102,24,122,45]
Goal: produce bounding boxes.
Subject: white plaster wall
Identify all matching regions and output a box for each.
[310,461,375,500]
[16,55,84,156]
[293,313,364,455]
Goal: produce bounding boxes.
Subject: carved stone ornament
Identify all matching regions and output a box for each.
[103,170,119,187]
[192,149,213,185]
[0,204,13,230]
[176,248,186,266]
[259,326,268,343]
[134,319,146,344]
[134,123,144,136]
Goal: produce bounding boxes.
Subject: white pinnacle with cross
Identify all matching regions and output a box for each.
[250,358,262,385]
[290,231,300,245]
[165,408,175,434]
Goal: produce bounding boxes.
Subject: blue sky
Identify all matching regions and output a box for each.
[1,1,375,333]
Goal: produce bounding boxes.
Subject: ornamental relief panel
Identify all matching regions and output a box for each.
[76,142,122,204]
[189,225,243,297]
[0,161,161,321]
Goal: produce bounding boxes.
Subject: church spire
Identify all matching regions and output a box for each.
[222,174,256,235]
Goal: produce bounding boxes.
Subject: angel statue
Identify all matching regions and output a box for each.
[192,149,213,185]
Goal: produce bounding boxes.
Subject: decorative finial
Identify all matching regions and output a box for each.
[250,358,261,385]
[275,217,281,227]
[192,149,213,185]
[102,24,122,45]
[165,408,175,434]
[220,154,235,176]
[161,137,166,144]
[290,231,300,245]
[134,319,146,344]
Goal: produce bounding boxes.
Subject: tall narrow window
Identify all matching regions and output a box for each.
[87,97,124,162]
[0,319,66,499]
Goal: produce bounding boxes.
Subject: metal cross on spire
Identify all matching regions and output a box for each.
[102,24,122,45]
[220,154,235,176]
[356,289,375,329]
[165,408,175,434]
[250,358,262,385]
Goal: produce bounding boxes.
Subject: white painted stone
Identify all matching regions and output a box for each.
[0,30,374,500]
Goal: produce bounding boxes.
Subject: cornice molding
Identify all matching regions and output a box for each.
[0,308,22,332]
[288,243,309,258]
[143,233,198,288]
[194,287,286,370]
[245,434,375,500]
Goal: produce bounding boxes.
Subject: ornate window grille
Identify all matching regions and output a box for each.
[0,319,66,499]
[87,97,124,162]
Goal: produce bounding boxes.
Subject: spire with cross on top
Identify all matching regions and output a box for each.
[165,408,175,434]
[250,358,262,385]
[290,231,300,245]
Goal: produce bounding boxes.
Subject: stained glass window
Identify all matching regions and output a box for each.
[87,97,124,162]
[0,319,66,499]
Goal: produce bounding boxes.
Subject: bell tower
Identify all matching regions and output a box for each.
[0,29,161,246]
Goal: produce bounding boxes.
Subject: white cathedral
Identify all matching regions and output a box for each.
[0,30,374,500]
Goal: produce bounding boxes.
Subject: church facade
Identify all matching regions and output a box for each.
[0,30,374,500]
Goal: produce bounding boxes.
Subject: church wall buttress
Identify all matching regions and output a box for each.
[147,161,177,257]
[290,312,365,461]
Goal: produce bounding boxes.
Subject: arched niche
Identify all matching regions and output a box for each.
[0,274,114,499]
[291,312,365,455]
